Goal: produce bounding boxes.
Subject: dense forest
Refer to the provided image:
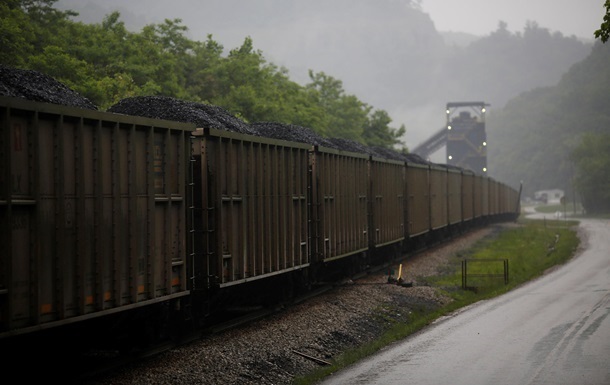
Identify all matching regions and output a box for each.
[2,0,609,213]
[0,0,405,148]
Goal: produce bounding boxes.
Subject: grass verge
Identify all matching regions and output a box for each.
[293,218,580,385]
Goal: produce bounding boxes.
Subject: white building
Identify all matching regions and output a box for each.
[534,189,564,204]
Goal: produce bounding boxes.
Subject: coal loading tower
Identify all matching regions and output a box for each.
[445,102,488,174]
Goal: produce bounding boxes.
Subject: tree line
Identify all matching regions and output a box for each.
[0,0,405,148]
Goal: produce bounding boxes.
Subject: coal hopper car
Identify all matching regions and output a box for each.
[0,96,194,339]
[0,93,521,346]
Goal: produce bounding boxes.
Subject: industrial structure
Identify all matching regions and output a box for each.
[412,102,489,174]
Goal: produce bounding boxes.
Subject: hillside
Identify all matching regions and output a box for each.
[487,42,610,199]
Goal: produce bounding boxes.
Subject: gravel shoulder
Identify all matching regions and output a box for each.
[85,225,503,385]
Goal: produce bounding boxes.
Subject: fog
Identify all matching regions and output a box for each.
[421,0,602,38]
[57,0,601,153]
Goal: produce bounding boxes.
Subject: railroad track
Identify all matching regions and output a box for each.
[76,233,463,382]
[75,283,335,382]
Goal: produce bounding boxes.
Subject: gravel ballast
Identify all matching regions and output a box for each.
[84,226,501,385]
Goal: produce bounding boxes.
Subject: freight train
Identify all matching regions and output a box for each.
[0,94,520,351]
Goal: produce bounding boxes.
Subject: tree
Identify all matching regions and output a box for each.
[306,70,369,140]
[0,0,77,67]
[362,110,406,148]
[571,132,610,213]
[594,0,610,43]
[0,1,35,66]
[183,35,224,101]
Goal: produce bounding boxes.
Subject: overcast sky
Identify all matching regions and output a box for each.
[421,0,603,39]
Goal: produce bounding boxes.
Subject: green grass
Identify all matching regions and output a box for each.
[533,202,582,215]
[534,204,567,213]
[431,218,579,293]
[293,219,580,385]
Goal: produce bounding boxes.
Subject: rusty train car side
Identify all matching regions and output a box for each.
[310,146,370,264]
[191,127,311,290]
[405,162,430,238]
[0,97,194,337]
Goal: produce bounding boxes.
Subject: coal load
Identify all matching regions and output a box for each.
[370,146,410,162]
[251,122,337,148]
[403,153,431,165]
[327,139,429,163]
[108,96,256,135]
[327,137,382,157]
[0,65,97,110]
[434,162,467,172]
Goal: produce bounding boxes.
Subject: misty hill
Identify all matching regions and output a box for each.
[438,31,481,47]
[57,0,592,148]
[487,42,610,198]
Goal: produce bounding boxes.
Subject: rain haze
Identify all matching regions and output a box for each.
[58,0,603,151]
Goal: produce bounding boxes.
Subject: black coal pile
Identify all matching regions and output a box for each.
[403,153,431,165]
[0,65,97,110]
[251,121,337,147]
[327,137,381,157]
[434,162,467,172]
[108,96,256,135]
[326,139,432,164]
[370,146,410,161]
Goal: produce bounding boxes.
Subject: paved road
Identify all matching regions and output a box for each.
[319,219,610,385]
